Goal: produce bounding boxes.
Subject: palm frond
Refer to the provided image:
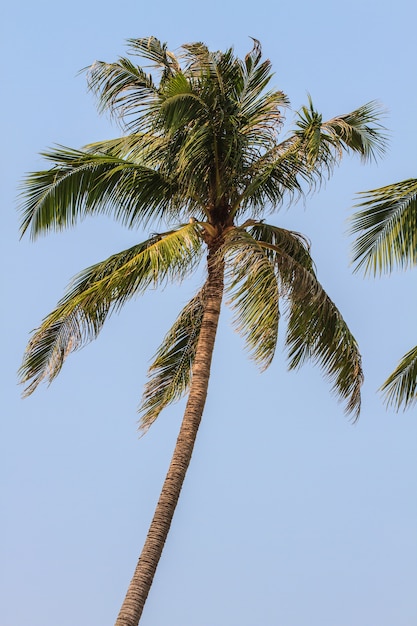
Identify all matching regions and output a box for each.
[86,57,159,131]
[243,98,387,207]
[19,307,102,398]
[158,73,206,132]
[322,101,387,162]
[232,146,303,218]
[381,345,417,411]
[296,98,386,167]
[237,40,287,129]
[139,287,206,431]
[224,228,279,369]
[19,226,203,395]
[127,37,181,74]
[19,146,178,238]
[285,280,363,419]
[256,100,384,210]
[246,222,363,417]
[83,134,161,163]
[293,97,330,169]
[351,178,417,274]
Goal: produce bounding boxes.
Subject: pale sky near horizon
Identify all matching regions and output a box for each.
[2,1,416,625]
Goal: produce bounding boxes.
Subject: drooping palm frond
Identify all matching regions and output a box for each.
[285,292,363,418]
[139,287,206,431]
[19,225,204,395]
[351,178,417,274]
[285,280,363,419]
[222,221,363,416]
[224,228,280,370]
[245,221,363,417]
[381,345,417,411]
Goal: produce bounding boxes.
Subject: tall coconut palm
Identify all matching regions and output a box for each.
[351,178,417,410]
[19,38,386,626]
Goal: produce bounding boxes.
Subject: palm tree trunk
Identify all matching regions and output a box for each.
[115,245,224,626]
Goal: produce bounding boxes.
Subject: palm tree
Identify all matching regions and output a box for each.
[351,179,417,410]
[19,38,386,626]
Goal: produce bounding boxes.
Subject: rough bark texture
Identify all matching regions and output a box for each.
[115,244,224,626]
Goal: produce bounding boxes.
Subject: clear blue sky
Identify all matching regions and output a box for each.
[2,1,416,625]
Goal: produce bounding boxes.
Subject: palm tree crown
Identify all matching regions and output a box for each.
[19,38,386,625]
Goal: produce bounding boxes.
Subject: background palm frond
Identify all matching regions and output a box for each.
[380,345,417,411]
[351,178,417,274]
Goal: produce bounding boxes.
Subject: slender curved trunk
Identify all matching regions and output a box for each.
[115,245,224,626]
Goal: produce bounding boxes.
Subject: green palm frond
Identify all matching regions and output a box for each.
[245,222,362,417]
[139,288,206,431]
[351,178,417,411]
[83,134,162,163]
[351,178,417,274]
[241,39,272,100]
[224,228,280,369]
[86,38,181,132]
[86,57,159,131]
[238,42,287,135]
[322,101,387,162]
[293,97,330,170]
[233,145,303,218]
[233,100,386,220]
[158,73,206,132]
[285,284,363,419]
[19,226,203,395]
[19,146,179,238]
[381,345,417,411]
[296,98,386,168]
